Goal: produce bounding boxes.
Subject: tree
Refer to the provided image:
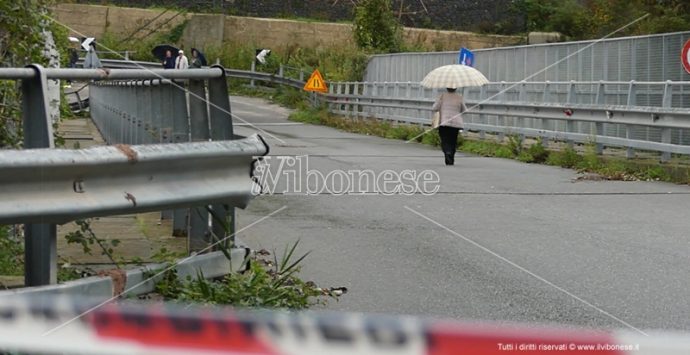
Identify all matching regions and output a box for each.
[353,0,403,53]
[1,0,61,148]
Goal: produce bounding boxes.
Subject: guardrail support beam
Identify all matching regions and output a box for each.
[208,66,235,247]
[188,79,212,252]
[22,64,57,286]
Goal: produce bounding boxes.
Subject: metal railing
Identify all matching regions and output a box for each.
[85,59,690,160]
[87,66,249,252]
[92,59,307,89]
[325,81,690,161]
[0,65,267,287]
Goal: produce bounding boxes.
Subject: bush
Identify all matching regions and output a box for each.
[547,147,582,168]
[521,139,550,163]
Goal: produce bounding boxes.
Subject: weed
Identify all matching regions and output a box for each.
[386,125,414,140]
[507,134,523,156]
[518,138,550,163]
[64,219,121,267]
[547,147,582,168]
[495,146,515,159]
[0,226,23,276]
[421,130,441,146]
[154,241,344,309]
[461,140,502,156]
[151,247,187,264]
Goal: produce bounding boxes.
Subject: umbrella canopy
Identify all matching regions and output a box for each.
[152,44,179,61]
[420,64,489,89]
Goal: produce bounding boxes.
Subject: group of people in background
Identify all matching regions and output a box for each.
[162,48,206,69]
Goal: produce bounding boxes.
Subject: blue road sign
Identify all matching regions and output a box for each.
[458,47,474,67]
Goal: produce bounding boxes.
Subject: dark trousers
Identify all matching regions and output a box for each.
[438,125,460,165]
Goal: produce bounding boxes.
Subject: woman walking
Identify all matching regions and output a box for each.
[432,88,467,165]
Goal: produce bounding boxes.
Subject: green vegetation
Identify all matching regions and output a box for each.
[289,107,688,184]
[353,0,403,53]
[512,0,690,40]
[1,1,63,148]
[0,226,23,276]
[154,241,342,308]
[64,219,122,267]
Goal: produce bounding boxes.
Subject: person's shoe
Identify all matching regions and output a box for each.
[444,154,453,165]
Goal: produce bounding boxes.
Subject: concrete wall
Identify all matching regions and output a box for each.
[52,3,188,39]
[52,3,523,51]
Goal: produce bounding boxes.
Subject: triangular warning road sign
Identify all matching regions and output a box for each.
[304,69,329,93]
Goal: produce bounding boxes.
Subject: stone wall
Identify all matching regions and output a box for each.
[52,3,523,52]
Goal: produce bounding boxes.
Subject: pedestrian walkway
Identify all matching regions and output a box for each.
[55,116,186,268]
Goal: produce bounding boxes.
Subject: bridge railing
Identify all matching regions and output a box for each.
[0,65,267,287]
[88,59,690,161]
[325,80,690,161]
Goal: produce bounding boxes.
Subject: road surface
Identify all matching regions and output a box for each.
[232,95,690,334]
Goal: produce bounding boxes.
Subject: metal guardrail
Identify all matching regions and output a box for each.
[92,58,307,89]
[84,59,690,160]
[88,66,239,253]
[0,64,264,287]
[326,81,690,161]
[0,136,267,224]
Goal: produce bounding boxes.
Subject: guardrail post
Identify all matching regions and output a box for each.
[353,83,360,118]
[278,64,284,78]
[540,82,551,133]
[157,80,174,221]
[594,81,605,155]
[250,61,256,87]
[660,80,672,162]
[490,83,506,142]
[208,66,235,249]
[167,82,191,236]
[565,81,576,148]
[625,81,636,158]
[188,79,212,252]
[22,64,57,286]
[517,81,527,135]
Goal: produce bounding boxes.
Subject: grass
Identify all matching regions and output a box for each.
[287,107,690,184]
[0,226,23,276]
[152,241,344,309]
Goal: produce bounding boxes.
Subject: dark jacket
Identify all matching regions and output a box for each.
[163,57,175,69]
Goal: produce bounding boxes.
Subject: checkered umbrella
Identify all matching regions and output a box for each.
[420,64,489,88]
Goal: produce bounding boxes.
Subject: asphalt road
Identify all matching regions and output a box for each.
[231,95,690,333]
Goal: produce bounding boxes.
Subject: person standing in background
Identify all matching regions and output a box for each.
[175,49,189,69]
[190,48,207,68]
[431,88,467,166]
[162,50,175,69]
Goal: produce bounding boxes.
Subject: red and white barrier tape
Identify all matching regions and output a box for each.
[0,296,689,354]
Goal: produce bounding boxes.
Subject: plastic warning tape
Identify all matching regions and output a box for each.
[0,295,689,354]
